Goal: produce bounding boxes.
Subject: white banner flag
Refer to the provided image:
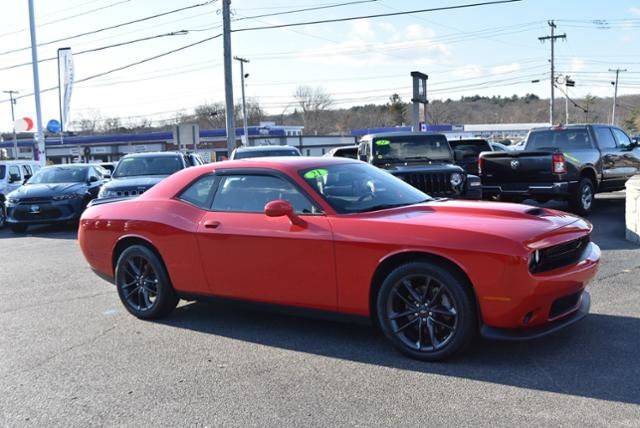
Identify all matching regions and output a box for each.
[57,48,74,130]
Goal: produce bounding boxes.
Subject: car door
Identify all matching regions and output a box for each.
[611,127,640,179]
[593,126,624,189]
[195,170,337,311]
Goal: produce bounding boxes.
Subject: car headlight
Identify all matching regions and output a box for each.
[53,193,83,201]
[450,173,463,187]
[6,197,19,205]
[98,188,116,198]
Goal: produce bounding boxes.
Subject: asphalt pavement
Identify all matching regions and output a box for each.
[1,193,639,426]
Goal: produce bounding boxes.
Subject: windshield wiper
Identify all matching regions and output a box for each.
[404,156,437,161]
[358,200,430,213]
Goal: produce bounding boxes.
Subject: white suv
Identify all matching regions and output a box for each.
[0,161,41,228]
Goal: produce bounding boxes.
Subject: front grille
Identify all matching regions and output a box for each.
[549,291,582,319]
[396,172,453,196]
[531,235,590,273]
[14,205,63,220]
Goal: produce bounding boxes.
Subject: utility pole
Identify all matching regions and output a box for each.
[28,0,46,166]
[234,56,250,146]
[3,90,19,159]
[222,0,235,156]
[609,68,627,125]
[539,21,566,125]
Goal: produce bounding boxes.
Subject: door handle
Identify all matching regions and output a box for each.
[204,220,220,229]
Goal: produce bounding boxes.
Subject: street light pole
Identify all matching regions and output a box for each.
[222,0,236,156]
[28,0,45,166]
[609,68,627,125]
[234,56,250,146]
[3,90,19,159]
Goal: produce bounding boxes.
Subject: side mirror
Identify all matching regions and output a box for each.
[88,176,99,183]
[358,153,367,162]
[264,199,306,227]
[103,173,111,179]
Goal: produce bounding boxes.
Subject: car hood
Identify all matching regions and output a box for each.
[376,163,462,173]
[10,182,86,198]
[356,200,589,248]
[103,175,166,190]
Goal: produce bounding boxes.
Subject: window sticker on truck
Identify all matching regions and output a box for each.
[375,139,391,146]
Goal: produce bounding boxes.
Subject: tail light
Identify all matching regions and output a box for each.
[552,152,567,174]
[478,156,485,175]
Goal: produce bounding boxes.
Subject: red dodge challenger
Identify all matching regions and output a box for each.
[79,157,600,360]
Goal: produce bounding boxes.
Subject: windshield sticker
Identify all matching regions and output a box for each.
[375,139,391,146]
[304,168,328,179]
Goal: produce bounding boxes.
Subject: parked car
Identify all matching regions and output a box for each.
[357,132,482,199]
[324,146,358,159]
[96,152,196,202]
[78,157,599,361]
[0,160,41,228]
[448,138,493,175]
[98,162,118,174]
[479,124,640,215]
[5,163,108,233]
[230,145,301,160]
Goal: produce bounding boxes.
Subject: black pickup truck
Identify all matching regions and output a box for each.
[356,132,482,199]
[479,124,640,215]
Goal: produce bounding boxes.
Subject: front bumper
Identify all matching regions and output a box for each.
[6,199,86,225]
[480,291,590,340]
[482,181,576,198]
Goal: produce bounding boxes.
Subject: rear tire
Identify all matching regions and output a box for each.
[10,224,27,233]
[115,245,179,320]
[376,261,476,361]
[569,178,594,216]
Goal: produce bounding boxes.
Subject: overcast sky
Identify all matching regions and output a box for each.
[2,0,640,132]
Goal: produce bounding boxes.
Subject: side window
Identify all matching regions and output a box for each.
[212,174,319,214]
[88,167,99,181]
[8,165,21,180]
[594,127,617,149]
[179,175,217,208]
[612,128,632,149]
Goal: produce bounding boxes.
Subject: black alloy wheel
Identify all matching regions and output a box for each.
[377,262,476,361]
[115,245,178,319]
[569,178,594,216]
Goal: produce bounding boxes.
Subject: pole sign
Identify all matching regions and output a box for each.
[57,48,74,131]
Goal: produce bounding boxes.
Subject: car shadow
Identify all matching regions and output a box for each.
[160,300,640,405]
[0,223,78,240]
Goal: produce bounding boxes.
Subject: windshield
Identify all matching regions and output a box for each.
[300,163,430,214]
[113,156,182,178]
[234,149,299,159]
[28,167,87,184]
[449,139,492,154]
[372,135,451,163]
[526,129,592,151]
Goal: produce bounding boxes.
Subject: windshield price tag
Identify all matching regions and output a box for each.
[304,168,328,179]
[375,139,391,146]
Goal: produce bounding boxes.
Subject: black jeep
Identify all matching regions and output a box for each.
[356,132,482,199]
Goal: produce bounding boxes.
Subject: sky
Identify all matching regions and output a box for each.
[2,0,640,132]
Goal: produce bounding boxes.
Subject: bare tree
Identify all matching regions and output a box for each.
[293,86,333,134]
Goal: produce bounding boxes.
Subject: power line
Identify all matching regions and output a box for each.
[0,0,216,57]
[0,0,132,40]
[0,31,191,72]
[233,0,380,22]
[230,0,524,33]
[0,33,223,104]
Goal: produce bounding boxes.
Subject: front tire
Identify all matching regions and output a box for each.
[569,178,594,216]
[0,202,6,229]
[376,262,476,361]
[115,245,179,319]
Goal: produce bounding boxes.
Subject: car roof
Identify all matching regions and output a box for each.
[234,145,299,152]
[211,156,356,171]
[530,124,593,132]
[43,163,91,168]
[361,131,446,139]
